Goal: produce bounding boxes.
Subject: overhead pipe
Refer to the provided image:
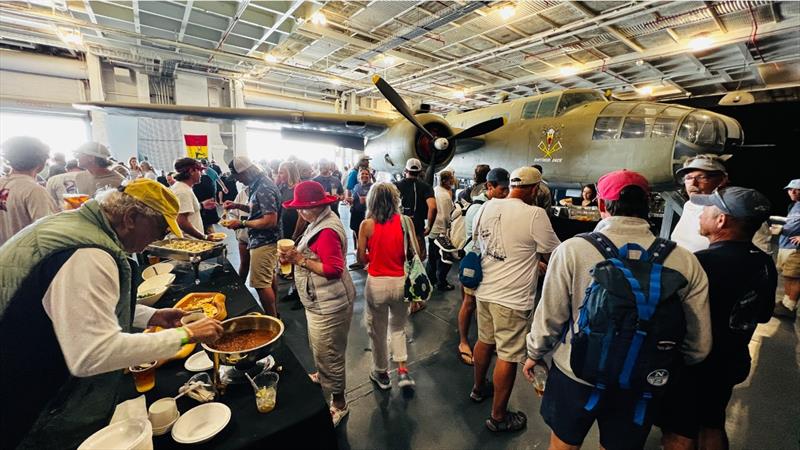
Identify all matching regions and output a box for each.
[0,48,86,79]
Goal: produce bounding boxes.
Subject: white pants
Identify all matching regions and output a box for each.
[364,275,409,372]
[305,303,353,395]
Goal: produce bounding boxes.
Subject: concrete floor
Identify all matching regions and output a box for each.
[218,207,800,450]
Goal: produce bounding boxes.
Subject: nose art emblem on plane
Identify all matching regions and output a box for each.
[537,127,563,159]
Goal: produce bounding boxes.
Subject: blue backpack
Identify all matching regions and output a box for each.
[458,203,486,289]
[569,233,688,426]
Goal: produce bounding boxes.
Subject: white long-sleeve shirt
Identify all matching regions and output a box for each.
[527,216,711,386]
[42,248,183,377]
[672,200,771,253]
[429,185,454,238]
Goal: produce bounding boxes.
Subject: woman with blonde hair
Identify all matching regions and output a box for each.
[276,161,301,241]
[357,182,418,392]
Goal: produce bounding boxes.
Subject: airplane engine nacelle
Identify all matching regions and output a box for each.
[366,114,456,174]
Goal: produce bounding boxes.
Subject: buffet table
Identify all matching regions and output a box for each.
[117,260,337,449]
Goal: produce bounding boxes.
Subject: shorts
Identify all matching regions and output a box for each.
[249,243,277,288]
[476,300,531,363]
[777,248,800,278]
[541,365,661,450]
[657,365,736,439]
[235,228,249,244]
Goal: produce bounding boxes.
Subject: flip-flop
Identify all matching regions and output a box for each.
[308,373,321,384]
[409,302,427,314]
[458,350,474,366]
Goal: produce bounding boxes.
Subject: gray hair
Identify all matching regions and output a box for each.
[95,188,162,222]
[366,182,400,224]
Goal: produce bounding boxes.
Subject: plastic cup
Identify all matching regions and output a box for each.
[63,194,90,210]
[277,239,295,275]
[130,361,157,393]
[252,372,279,413]
[148,398,178,428]
[532,364,548,397]
[180,311,206,326]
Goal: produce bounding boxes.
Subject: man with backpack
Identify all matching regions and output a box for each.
[659,187,776,450]
[395,158,436,261]
[523,169,711,450]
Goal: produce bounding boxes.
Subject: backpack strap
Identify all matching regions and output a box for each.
[645,237,676,264]
[579,232,619,260]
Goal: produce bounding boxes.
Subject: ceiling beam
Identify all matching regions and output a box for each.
[213,0,250,51]
[568,1,644,53]
[704,1,728,33]
[177,0,193,43]
[132,0,140,46]
[246,0,303,56]
[81,0,103,37]
[736,42,765,86]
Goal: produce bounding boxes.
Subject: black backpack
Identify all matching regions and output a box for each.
[569,233,688,426]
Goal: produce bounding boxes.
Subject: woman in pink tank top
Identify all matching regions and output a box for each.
[357,182,420,392]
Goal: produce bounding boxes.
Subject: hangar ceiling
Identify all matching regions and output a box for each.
[1,1,798,111]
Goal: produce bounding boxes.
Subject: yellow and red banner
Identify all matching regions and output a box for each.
[184,134,208,160]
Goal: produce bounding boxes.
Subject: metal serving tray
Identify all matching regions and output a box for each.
[146,239,226,262]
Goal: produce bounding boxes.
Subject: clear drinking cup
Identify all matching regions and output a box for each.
[253,372,279,413]
[532,364,548,397]
[277,239,295,275]
[130,361,157,393]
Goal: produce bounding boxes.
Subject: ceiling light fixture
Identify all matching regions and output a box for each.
[636,59,644,66]
[636,86,653,96]
[264,53,277,63]
[310,11,327,26]
[499,4,516,20]
[688,35,713,51]
[383,55,396,65]
[454,90,466,100]
[559,66,578,77]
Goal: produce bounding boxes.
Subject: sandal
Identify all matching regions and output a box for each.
[330,404,349,427]
[485,411,527,432]
[409,302,427,315]
[308,373,320,384]
[457,349,474,366]
[469,381,494,403]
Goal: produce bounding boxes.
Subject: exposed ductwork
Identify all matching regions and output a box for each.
[0,48,86,79]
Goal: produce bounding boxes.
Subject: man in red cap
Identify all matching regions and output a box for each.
[523,169,711,450]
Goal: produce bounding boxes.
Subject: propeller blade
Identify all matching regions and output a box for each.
[372,75,435,140]
[425,161,436,186]
[450,117,505,140]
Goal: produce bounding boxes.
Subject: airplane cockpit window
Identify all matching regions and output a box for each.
[661,106,690,117]
[536,96,559,118]
[651,117,678,138]
[592,116,622,140]
[600,102,636,116]
[678,111,725,147]
[521,100,541,120]
[630,104,666,116]
[556,92,606,116]
[620,117,655,139]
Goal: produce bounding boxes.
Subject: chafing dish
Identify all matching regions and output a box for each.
[146,239,226,262]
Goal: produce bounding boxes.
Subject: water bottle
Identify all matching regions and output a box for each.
[532,364,548,397]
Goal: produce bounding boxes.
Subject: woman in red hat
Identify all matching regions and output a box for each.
[278,180,355,427]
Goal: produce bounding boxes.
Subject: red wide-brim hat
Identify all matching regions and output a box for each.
[282,180,339,209]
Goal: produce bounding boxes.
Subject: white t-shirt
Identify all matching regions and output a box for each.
[0,174,57,244]
[75,170,125,197]
[672,200,771,253]
[430,185,454,238]
[45,171,80,209]
[474,197,561,310]
[42,248,182,377]
[170,181,203,238]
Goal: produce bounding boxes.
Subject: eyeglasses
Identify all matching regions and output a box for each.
[683,173,720,183]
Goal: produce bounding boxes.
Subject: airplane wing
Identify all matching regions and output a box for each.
[74,102,397,150]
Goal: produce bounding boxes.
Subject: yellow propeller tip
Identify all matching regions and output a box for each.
[372,75,381,84]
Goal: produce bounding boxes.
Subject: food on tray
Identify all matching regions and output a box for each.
[160,240,217,253]
[208,329,278,352]
[207,232,226,242]
[174,292,227,321]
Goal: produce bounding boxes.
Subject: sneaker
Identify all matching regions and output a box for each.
[434,235,458,253]
[485,411,527,432]
[398,371,416,390]
[330,404,349,427]
[348,262,364,270]
[436,283,455,291]
[440,251,456,265]
[369,370,391,390]
[783,295,798,311]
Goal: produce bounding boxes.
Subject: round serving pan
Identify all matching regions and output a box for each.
[201,313,284,369]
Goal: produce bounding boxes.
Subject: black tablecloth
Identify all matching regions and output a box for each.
[118,260,336,449]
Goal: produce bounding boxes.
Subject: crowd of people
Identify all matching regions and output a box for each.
[1,134,798,449]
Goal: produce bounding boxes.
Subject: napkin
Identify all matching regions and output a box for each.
[109,395,148,424]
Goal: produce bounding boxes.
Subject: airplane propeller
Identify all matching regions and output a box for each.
[372,75,505,184]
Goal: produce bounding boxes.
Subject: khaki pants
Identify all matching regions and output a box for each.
[365,275,409,372]
[249,243,277,288]
[305,303,353,395]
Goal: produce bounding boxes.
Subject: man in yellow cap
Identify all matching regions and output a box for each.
[0,179,223,449]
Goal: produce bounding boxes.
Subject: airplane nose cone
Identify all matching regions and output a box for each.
[434,137,449,151]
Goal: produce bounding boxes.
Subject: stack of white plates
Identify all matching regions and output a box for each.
[78,418,153,450]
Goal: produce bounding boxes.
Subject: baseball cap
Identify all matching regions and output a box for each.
[174,157,202,173]
[690,186,771,220]
[486,167,510,188]
[358,155,372,162]
[74,142,112,159]
[597,169,650,201]
[229,156,257,174]
[405,158,423,172]
[784,179,800,190]
[123,178,182,238]
[509,166,542,187]
[675,154,730,177]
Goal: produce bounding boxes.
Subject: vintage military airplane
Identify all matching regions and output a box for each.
[76,75,744,191]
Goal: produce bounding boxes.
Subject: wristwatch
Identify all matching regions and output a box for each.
[241,219,248,228]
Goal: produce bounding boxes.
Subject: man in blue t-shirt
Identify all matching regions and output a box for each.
[223,156,283,317]
[345,155,371,202]
[313,159,344,216]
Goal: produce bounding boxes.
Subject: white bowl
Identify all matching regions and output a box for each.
[171,403,231,444]
[78,418,153,450]
[136,285,168,306]
[151,412,179,436]
[184,351,213,372]
[138,273,175,293]
[142,262,174,280]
